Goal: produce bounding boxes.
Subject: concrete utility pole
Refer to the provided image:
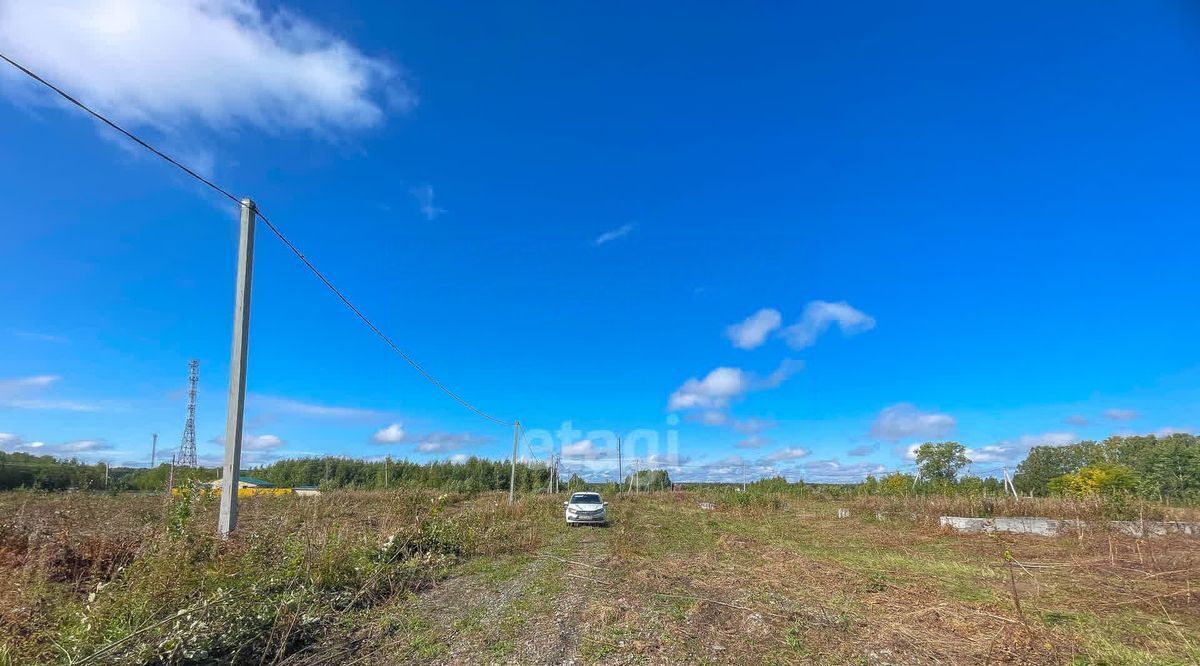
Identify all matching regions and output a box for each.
[1003,467,1020,500]
[384,456,390,489]
[166,454,176,497]
[103,461,108,488]
[616,435,623,492]
[218,199,256,538]
[508,421,520,504]
[150,433,158,467]
[741,462,746,492]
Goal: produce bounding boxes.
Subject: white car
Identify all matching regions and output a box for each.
[563,492,608,526]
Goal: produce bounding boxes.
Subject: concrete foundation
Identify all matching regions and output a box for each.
[939,516,1200,538]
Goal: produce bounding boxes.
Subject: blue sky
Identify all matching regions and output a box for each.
[1,1,1198,482]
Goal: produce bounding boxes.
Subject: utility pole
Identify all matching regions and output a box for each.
[1003,467,1019,500]
[166,454,176,497]
[616,435,623,493]
[741,462,746,492]
[508,421,520,504]
[103,461,108,488]
[384,456,390,489]
[150,433,158,468]
[218,198,256,538]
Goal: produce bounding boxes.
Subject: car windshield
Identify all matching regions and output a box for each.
[570,493,601,504]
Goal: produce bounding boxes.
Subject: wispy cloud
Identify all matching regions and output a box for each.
[410,184,445,220]
[952,432,1077,465]
[1104,408,1139,422]
[763,446,810,462]
[0,432,118,461]
[735,435,770,449]
[592,223,634,246]
[251,395,386,421]
[1063,414,1089,426]
[870,403,955,442]
[413,431,486,454]
[13,330,68,343]
[847,443,878,457]
[798,459,887,483]
[0,375,102,412]
[781,300,875,350]
[725,308,782,350]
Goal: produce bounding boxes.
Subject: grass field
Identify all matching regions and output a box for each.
[1,489,1198,665]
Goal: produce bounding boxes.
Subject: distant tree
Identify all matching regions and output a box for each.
[879,472,914,496]
[914,442,968,482]
[1049,463,1138,497]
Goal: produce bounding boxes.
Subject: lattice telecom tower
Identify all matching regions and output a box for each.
[177,359,199,467]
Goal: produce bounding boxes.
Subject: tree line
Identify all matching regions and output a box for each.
[2,433,1194,501]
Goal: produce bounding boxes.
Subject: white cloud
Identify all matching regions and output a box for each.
[870,403,956,442]
[1104,408,1139,422]
[668,360,801,412]
[562,439,608,460]
[1153,426,1192,437]
[1064,414,1089,426]
[593,223,634,246]
[763,446,809,462]
[669,368,750,411]
[244,434,283,450]
[781,300,875,350]
[410,184,445,220]
[450,453,470,463]
[371,423,406,444]
[725,308,782,350]
[0,0,409,135]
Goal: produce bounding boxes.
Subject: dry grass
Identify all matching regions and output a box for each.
[1,490,1197,665]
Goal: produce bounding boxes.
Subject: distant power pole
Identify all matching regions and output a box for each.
[741,462,746,492]
[103,461,108,488]
[150,433,158,468]
[1002,467,1020,500]
[616,435,623,492]
[166,454,176,496]
[508,421,521,504]
[384,456,390,489]
[177,360,199,467]
[218,199,257,538]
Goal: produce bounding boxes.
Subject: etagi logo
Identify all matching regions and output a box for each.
[520,415,683,479]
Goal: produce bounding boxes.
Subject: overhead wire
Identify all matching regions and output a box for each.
[0,51,515,428]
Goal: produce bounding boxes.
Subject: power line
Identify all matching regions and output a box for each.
[0,51,514,428]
